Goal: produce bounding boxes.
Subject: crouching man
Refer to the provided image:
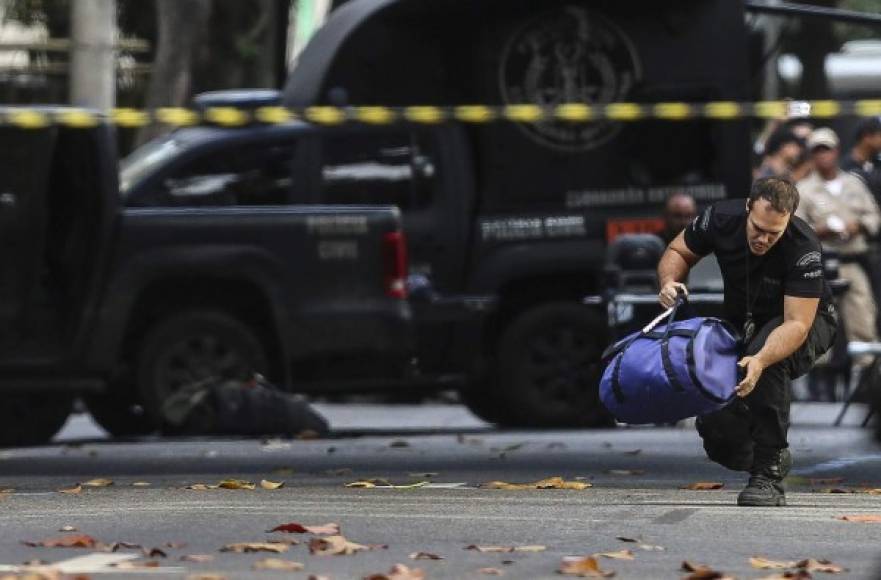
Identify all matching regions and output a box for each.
[657,177,837,506]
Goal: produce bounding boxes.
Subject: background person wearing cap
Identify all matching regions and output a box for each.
[796,127,881,367]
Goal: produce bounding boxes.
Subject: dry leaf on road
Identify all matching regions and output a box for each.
[220,542,288,554]
[755,572,812,580]
[253,558,304,571]
[180,554,215,563]
[479,568,504,575]
[22,534,99,549]
[131,482,151,487]
[558,556,615,577]
[309,535,371,556]
[480,477,591,490]
[113,560,160,570]
[308,576,331,580]
[345,479,428,489]
[58,526,77,533]
[260,480,285,490]
[409,552,443,560]
[82,478,113,487]
[615,537,664,551]
[750,557,797,569]
[836,514,881,523]
[680,482,724,490]
[681,560,733,580]
[465,545,546,553]
[58,484,82,495]
[185,484,216,491]
[269,522,340,535]
[217,479,256,490]
[797,558,847,573]
[595,550,634,560]
[364,564,425,580]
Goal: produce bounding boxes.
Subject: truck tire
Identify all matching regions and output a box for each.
[0,394,73,447]
[495,303,613,428]
[136,310,269,425]
[84,380,155,437]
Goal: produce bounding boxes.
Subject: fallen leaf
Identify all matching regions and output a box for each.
[217,479,256,490]
[680,561,733,580]
[269,522,340,535]
[797,558,847,573]
[131,482,151,487]
[605,470,645,476]
[836,514,881,523]
[252,558,304,571]
[480,477,591,490]
[109,541,143,552]
[364,563,426,580]
[220,542,288,554]
[345,479,428,489]
[58,526,77,532]
[185,484,216,491]
[479,568,504,576]
[259,480,285,490]
[558,556,615,577]
[465,545,546,553]
[680,482,724,490]
[180,554,215,563]
[750,557,797,570]
[308,576,331,580]
[58,484,82,495]
[82,478,113,487]
[146,547,168,558]
[409,552,443,560]
[309,535,370,556]
[22,535,98,548]
[595,550,634,560]
[113,560,160,570]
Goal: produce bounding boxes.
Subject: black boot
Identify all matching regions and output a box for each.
[737,448,791,507]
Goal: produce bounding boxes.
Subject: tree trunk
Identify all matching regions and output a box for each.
[137,0,210,145]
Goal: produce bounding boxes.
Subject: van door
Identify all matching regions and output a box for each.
[0,126,55,354]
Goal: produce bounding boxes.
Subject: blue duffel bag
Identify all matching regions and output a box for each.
[599,298,740,424]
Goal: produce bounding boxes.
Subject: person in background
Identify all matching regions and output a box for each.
[755,129,805,180]
[656,192,698,245]
[841,116,881,203]
[796,127,881,367]
[842,117,881,334]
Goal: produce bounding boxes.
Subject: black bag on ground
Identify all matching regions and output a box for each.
[162,375,329,437]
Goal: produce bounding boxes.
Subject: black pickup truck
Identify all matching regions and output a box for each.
[0,112,411,446]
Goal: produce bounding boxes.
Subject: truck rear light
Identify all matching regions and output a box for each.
[383,231,408,299]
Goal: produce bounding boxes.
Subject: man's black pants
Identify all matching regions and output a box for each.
[696,308,838,471]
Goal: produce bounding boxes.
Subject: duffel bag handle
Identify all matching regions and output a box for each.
[643,294,686,336]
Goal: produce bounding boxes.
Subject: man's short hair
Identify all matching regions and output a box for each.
[855,117,881,142]
[748,176,799,214]
[764,129,802,157]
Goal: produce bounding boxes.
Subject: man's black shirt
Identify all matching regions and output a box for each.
[683,199,832,329]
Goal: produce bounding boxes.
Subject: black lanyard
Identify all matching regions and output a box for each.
[743,243,766,344]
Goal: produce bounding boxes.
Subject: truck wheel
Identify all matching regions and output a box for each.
[136,310,269,424]
[496,303,613,428]
[0,394,73,447]
[84,380,155,437]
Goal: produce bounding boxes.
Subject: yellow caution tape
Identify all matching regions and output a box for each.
[2,99,880,128]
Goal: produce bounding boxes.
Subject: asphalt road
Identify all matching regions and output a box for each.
[0,404,879,579]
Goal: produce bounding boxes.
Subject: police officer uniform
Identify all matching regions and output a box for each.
[682,199,838,503]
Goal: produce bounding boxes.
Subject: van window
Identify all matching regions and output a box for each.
[154,141,296,207]
[319,131,438,210]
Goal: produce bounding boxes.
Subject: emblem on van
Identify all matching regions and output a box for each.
[499,6,641,152]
